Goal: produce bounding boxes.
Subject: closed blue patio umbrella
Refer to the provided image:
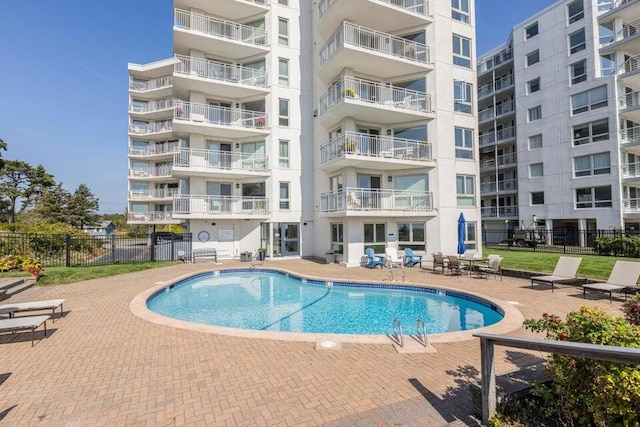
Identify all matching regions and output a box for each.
[457,213,466,255]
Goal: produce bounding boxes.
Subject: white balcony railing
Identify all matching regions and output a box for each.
[480,179,518,193]
[620,125,640,144]
[129,165,173,178]
[129,140,185,157]
[619,89,640,109]
[174,101,267,130]
[622,162,640,178]
[174,148,268,172]
[320,187,434,213]
[129,76,173,92]
[174,9,268,46]
[173,195,269,216]
[319,22,430,66]
[128,211,176,222]
[319,0,428,19]
[481,206,519,218]
[320,132,432,164]
[620,54,640,75]
[174,55,268,88]
[478,100,516,122]
[129,188,179,199]
[479,126,516,146]
[129,120,172,135]
[319,77,432,116]
[478,74,514,98]
[624,197,640,212]
[130,98,175,114]
[477,48,513,75]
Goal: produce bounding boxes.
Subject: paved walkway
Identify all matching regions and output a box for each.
[0,260,625,426]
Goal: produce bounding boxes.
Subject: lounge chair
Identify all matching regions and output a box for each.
[385,247,404,269]
[582,261,640,302]
[0,315,50,346]
[432,252,446,274]
[403,248,423,267]
[364,248,384,269]
[478,255,503,280]
[530,257,582,292]
[446,255,462,276]
[0,299,65,322]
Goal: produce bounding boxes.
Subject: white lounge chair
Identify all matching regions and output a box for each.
[530,257,582,292]
[582,261,640,302]
[385,247,404,268]
[0,299,65,322]
[0,315,50,346]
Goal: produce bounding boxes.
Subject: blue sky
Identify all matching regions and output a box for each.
[0,0,557,213]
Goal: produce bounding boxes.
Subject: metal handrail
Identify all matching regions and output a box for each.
[392,318,404,348]
[319,131,432,164]
[129,76,173,91]
[416,317,428,347]
[173,148,268,172]
[477,74,514,98]
[174,55,269,88]
[174,9,268,46]
[174,101,267,130]
[319,0,429,19]
[616,18,640,42]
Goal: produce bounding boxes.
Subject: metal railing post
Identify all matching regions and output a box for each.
[65,234,71,267]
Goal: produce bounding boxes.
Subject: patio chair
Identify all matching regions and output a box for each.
[403,248,423,267]
[446,255,462,276]
[432,252,446,274]
[582,261,640,302]
[478,255,503,280]
[385,247,404,269]
[0,299,65,322]
[530,257,582,292]
[364,248,385,269]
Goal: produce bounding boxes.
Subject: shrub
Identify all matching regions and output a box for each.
[0,255,20,272]
[515,307,640,426]
[593,236,640,258]
[622,294,640,327]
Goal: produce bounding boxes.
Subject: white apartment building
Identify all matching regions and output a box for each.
[128,0,481,264]
[479,0,640,244]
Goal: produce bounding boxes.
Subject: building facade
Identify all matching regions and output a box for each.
[128,0,481,264]
[478,0,640,244]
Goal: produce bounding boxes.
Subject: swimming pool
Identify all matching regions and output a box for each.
[146,269,504,336]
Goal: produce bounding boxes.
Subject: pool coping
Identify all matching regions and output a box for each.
[130,266,525,345]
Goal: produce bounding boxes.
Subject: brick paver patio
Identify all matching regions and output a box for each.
[0,260,625,426]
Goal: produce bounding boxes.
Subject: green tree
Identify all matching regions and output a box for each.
[0,138,7,170]
[19,164,55,215]
[67,183,100,229]
[34,183,71,224]
[0,160,54,223]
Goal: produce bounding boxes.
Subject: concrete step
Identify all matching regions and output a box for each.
[5,280,34,296]
[0,278,25,291]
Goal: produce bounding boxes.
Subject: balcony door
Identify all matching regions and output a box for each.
[208,100,232,125]
[208,141,232,169]
[357,127,380,155]
[357,174,381,209]
[207,182,232,213]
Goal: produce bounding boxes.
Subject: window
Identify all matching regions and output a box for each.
[278,18,289,46]
[528,134,543,149]
[529,163,544,177]
[398,222,425,251]
[278,58,289,86]
[279,140,289,168]
[451,0,469,24]
[527,77,540,94]
[572,119,609,146]
[600,54,615,76]
[455,127,473,159]
[364,223,386,254]
[453,35,471,68]
[531,192,545,205]
[598,0,613,11]
[279,98,289,126]
[525,22,539,39]
[570,59,587,84]
[279,182,290,209]
[568,0,584,24]
[331,223,343,254]
[454,81,472,113]
[569,28,586,54]
[528,106,542,122]
[574,152,611,177]
[456,175,475,206]
[571,85,607,114]
[278,0,288,4]
[599,22,614,45]
[465,222,477,250]
[526,50,540,66]
[576,186,612,208]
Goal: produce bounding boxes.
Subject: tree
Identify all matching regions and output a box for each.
[67,183,100,229]
[0,138,7,170]
[33,183,71,224]
[0,161,42,223]
[19,164,55,215]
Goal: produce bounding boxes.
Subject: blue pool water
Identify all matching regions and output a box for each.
[147,270,504,335]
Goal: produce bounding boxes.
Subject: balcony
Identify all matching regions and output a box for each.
[620,126,640,149]
[480,179,518,195]
[320,187,435,217]
[478,100,515,123]
[173,195,269,219]
[129,98,175,120]
[128,120,173,140]
[623,197,640,214]
[479,126,516,147]
[318,77,433,127]
[129,140,185,159]
[173,101,268,139]
[619,89,640,121]
[318,22,432,82]
[477,48,513,76]
[128,211,181,224]
[478,75,514,99]
[600,19,640,56]
[319,132,434,172]
[173,9,268,59]
[618,54,640,87]
[622,162,640,181]
[173,55,269,99]
[481,206,519,219]
[317,0,431,38]
[128,188,179,200]
[480,153,517,171]
[174,0,269,21]
[172,148,269,178]
[598,0,640,24]
[129,76,173,99]
[129,165,174,180]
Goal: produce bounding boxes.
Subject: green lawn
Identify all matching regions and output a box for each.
[485,248,639,281]
[0,262,177,286]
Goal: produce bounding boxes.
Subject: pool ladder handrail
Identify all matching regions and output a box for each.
[392,317,404,348]
[250,249,264,270]
[416,317,428,347]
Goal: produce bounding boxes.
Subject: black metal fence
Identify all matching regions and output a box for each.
[0,232,192,267]
[484,228,640,257]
